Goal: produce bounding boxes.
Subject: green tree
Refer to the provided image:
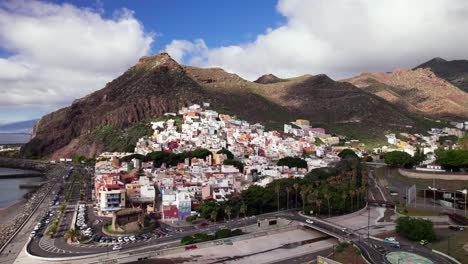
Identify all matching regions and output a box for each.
[217,148,234,159]
[240,204,247,217]
[384,151,413,167]
[338,149,358,160]
[437,149,468,171]
[275,182,281,211]
[223,159,244,172]
[396,216,436,242]
[210,210,218,222]
[293,183,299,208]
[224,206,232,221]
[277,157,308,169]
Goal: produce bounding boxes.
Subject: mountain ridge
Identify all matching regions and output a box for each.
[21,53,459,159]
[414,57,468,92]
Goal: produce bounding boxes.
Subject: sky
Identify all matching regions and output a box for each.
[1,0,468,124]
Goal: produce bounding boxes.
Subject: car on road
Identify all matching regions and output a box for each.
[200,222,209,227]
[112,245,122,251]
[124,237,130,242]
[419,240,428,246]
[305,219,314,224]
[449,225,464,231]
[185,245,197,250]
[118,237,123,243]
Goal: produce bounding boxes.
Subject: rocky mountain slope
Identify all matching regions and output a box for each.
[254,74,284,84]
[415,57,468,92]
[21,53,449,158]
[345,68,468,120]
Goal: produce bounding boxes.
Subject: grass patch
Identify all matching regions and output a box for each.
[429,229,468,263]
[93,121,153,152]
[396,206,441,216]
[331,242,367,264]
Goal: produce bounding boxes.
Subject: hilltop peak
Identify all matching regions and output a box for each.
[254,74,283,84]
[136,52,181,70]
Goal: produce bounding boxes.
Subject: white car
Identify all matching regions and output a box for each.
[118,237,123,243]
[305,219,314,224]
[112,245,122,251]
[124,237,130,242]
[130,236,136,241]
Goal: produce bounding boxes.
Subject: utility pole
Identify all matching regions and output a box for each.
[367,181,370,239]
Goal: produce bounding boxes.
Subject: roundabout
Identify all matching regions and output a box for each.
[385,251,433,264]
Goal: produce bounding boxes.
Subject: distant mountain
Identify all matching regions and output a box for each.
[21,53,449,159]
[254,74,284,84]
[345,68,468,120]
[415,57,468,92]
[0,119,37,133]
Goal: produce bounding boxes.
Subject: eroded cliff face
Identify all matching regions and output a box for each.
[21,53,206,158]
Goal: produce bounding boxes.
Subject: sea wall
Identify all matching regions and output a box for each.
[398,168,468,181]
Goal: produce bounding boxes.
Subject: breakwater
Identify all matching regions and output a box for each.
[0,157,54,172]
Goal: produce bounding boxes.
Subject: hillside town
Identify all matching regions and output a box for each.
[91,103,467,222]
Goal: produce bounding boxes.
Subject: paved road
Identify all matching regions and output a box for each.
[0,166,69,264]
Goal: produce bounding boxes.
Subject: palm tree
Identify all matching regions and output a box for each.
[300,189,308,213]
[324,193,331,217]
[341,193,347,214]
[285,187,291,210]
[307,194,315,215]
[224,206,232,221]
[64,228,80,242]
[316,200,322,216]
[210,210,218,222]
[293,183,299,208]
[275,182,281,212]
[239,203,248,231]
[349,190,356,212]
[240,204,247,218]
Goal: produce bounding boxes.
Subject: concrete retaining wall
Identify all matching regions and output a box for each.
[398,169,468,181]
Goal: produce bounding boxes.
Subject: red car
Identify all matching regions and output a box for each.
[185,245,198,250]
[200,222,209,227]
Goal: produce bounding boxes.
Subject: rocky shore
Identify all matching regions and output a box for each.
[0,160,68,251]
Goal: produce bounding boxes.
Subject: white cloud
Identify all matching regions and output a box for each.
[166,0,468,80]
[0,0,153,114]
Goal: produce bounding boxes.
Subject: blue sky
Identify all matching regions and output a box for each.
[1,0,468,124]
[49,0,284,54]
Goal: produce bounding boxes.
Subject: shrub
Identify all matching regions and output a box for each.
[186,215,197,223]
[335,242,349,253]
[215,229,232,239]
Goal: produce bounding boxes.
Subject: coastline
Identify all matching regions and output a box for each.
[0,199,27,224]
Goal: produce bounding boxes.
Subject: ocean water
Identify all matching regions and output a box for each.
[0,133,31,144]
[0,168,43,208]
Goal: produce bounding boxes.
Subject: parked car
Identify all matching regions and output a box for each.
[419,240,428,246]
